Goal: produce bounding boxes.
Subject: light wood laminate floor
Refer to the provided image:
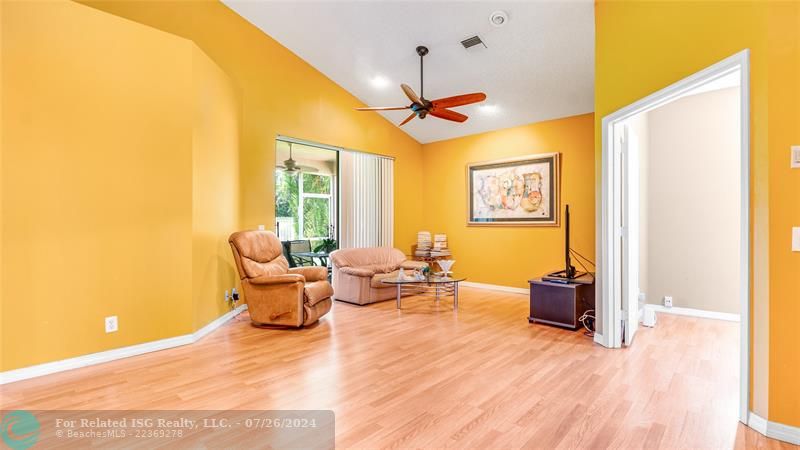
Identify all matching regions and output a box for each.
[1,287,794,449]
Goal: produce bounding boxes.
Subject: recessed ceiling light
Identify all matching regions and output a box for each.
[478,104,500,115]
[489,11,509,27]
[370,75,390,89]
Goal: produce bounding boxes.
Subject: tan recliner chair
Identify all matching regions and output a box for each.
[229,230,333,327]
[330,247,428,305]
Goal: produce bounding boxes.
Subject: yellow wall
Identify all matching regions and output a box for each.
[80,0,426,254]
[765,2,800,428]
[1,0,195,370]
[191,47,241,330]
[595,0,799,427]
[422,114,595,288]
[1,0,425,372]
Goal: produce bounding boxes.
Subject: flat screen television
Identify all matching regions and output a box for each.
[543,204,590,284]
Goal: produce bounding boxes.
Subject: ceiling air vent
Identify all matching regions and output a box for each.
[461,35,487,50]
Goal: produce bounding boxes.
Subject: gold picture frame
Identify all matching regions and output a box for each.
[466,152,560,227]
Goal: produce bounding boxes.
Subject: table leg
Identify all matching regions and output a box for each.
[453,282,459,309]
[396,285,401,309]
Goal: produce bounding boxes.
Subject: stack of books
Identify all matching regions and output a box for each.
[415,231,432,257]
[430,234,451,257]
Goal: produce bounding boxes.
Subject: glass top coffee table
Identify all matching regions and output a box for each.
[381,275,466,310]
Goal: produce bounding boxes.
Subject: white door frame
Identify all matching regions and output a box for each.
[596,49,750,423]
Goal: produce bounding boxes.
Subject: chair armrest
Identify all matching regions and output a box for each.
[400,260,429,270]
[289,266,328,282]
[338,266,375,277]
[249,274,305,285]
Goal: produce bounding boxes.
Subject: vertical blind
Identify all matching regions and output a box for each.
[339,151,394,248]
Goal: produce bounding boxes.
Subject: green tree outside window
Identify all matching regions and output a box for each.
[275,170,333,240]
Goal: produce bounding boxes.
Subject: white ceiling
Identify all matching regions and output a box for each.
[224,1,595,144]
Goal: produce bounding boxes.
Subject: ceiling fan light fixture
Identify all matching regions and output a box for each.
[489,10,509,27]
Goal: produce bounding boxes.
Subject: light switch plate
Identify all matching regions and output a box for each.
[791,146,800,168]
[793,227,800,252]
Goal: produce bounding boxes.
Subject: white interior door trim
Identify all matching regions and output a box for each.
[597,49,750,423]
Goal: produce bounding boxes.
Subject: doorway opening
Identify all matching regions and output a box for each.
[598,50,750,423]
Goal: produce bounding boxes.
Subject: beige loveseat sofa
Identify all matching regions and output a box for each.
[330,247,428,305]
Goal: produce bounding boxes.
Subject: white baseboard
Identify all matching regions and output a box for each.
[748,412,800,445]
[193,304,247,341]
[748,411,768,435]
[460,281,529,295]
[645,304,740,322]
[0,305,247,385]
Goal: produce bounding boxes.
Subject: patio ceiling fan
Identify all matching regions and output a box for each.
[356,46,487,126]
[277,142,318,173]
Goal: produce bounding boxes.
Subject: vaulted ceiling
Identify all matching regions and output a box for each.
[224,1,595,144]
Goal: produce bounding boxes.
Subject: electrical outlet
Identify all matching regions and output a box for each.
[663,296,673,308]
[105,316,118,333]
[224,290,230,302]
[791,146,800,169]
[257,224,266,231]
[792,227,800,252]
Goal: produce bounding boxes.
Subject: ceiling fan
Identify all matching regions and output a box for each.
[277,142,318,173]
[356,46,487,126]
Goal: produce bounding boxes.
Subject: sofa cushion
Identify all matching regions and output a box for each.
[229,230,290,279]
[241,256,289,279]
[330,247,406,269]
[304,280,334,306]
[339,266,376,277]
[289,266,328,282]
[230,230,283,263]
[362,263,397,274]
[371,270,403,288]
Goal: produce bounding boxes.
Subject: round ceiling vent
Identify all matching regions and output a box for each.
[489,10,509,27]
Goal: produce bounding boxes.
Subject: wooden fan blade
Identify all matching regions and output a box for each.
[431,93,487,110]
[401,84,422,105]
[429,108,468,123]
[356,106,410,111]
[399,112,417,126]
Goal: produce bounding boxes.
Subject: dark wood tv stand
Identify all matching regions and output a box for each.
[528,273,595,330]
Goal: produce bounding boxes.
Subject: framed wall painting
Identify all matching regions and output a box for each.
[466,152,560,226]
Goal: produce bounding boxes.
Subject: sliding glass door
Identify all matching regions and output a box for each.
[299,172,333,242]
[274,139,338,251]
[275,136,394,251]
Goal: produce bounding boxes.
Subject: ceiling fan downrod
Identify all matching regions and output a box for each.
[416,45,428,100]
